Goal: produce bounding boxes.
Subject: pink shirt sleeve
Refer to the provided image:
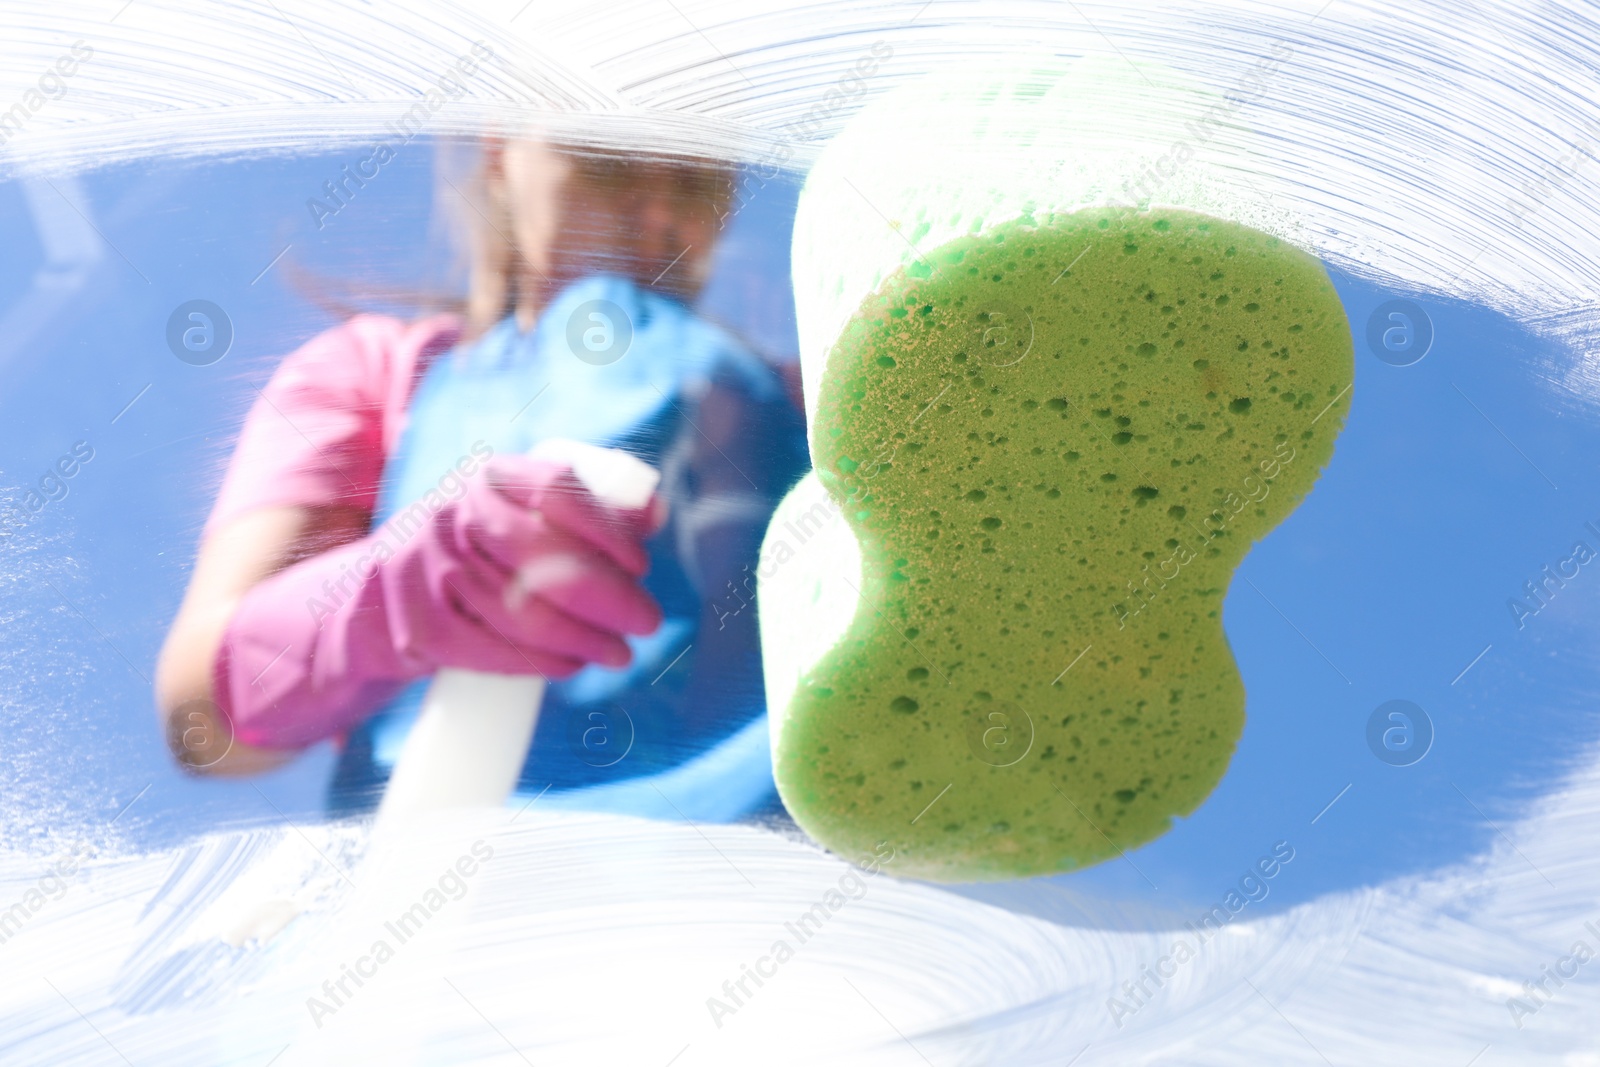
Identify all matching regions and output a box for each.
[206,313,462,534]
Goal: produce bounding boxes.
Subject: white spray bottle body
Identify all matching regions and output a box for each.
[375,439,661,828]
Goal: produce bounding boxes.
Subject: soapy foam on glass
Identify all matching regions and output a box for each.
[766,61,1352,880]
[2,4,1599,1062]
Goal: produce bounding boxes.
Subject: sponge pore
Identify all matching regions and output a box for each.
[764,206,1352,881]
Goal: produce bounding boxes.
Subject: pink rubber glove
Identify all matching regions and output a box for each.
[213,451,663,749]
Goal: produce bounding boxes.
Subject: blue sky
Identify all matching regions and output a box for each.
[1,142,1595,917]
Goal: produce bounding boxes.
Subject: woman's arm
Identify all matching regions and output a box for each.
[154,314,447,776]
[155,503,367,776]
[157,313,662,777]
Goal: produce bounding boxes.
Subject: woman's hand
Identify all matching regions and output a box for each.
[387,451,664,678]
[183,449,662,754]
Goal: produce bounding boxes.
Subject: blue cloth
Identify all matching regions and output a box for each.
[326,276,809,821]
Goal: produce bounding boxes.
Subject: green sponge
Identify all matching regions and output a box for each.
[761,206,1351,880]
